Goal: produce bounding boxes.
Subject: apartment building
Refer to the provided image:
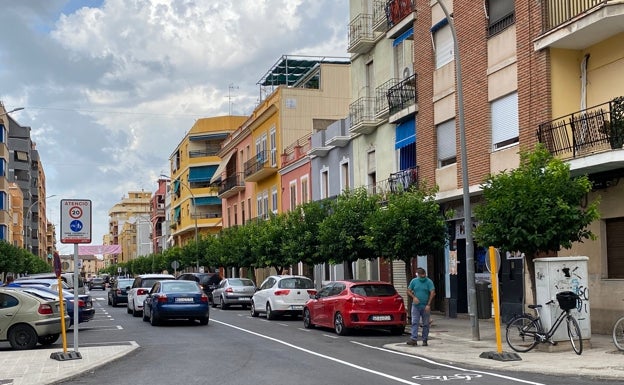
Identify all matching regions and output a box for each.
[169,115,247,245]
[108,191,152,264]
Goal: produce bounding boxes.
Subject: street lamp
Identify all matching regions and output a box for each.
[438,0,479,340]
[160,174,199,269]
[0,107,24,117]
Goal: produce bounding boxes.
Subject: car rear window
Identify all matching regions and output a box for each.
[350,284,397,297]
[140,277,174,288]
[278,277,313,289]
[162,281,200,293]
[229,279,254,287]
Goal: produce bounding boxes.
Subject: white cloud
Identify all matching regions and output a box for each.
[0,0,348,249]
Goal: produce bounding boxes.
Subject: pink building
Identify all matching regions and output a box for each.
[279,134,311,213]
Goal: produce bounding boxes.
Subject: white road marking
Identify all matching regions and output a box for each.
[277,323,289,327]
[350,341,545,385]
[323,334,339,339]
[212,319,422,385]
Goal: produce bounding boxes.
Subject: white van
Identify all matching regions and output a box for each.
[19,272,86,294]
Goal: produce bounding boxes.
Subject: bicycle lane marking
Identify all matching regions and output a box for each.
[211,319,422,385]
[350,341,545,385]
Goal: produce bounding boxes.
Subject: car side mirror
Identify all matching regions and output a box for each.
[125,286,131,291]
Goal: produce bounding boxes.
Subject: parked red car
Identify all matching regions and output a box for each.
[303,280,406,336]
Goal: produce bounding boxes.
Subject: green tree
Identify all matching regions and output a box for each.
[318,188,381,279]
[252,214,296,274]
[365,187,448,280]
[473,144,600,301]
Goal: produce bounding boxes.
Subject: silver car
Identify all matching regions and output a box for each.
[211,278,256,309]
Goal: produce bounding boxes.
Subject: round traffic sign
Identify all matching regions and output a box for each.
[69,206,83,219]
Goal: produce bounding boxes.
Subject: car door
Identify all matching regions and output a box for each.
[311,284,333,327]
[144,282,160,316]
[254,277,275,312]
[128,277,141,310]
[324,283,346,321]
[213,280,226,305]
[0,292,21,335]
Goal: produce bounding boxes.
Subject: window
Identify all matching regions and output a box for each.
[487,0,515,36]
[437,119,457,167]
[321,170,329,199]
[257,196,263,219]
[15,151,28,162]
[341,161,350,192]
[289,182,297,211]
[233,204,238,225]
[241,200,246,224]
[0,124,5,143]
[256,134,267,164]
[394,29,414,79]
[491,92,519,150]
[0,158,4,177]
[271,187,278,214]
[270,127,277,167]
[607,217,624,278]
[301,176,309,203]
[433,22,453,69]
[263,192,269,218]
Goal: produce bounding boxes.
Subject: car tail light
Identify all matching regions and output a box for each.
[116,289,122,295]
[350,297,365,305]
[307,289,317,296]
[274,290,290,296]
[225,287,233,293]
[157,294,168,303]
[200,294,208,303]
[38,304,54,315]
[77,300,86,307]
[137,289,149,296]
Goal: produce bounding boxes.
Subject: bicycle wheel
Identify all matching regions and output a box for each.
[612,317,624,351]
[506,315,540,352]
[566,315,583,355]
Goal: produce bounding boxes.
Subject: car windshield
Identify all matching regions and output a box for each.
[278,277,313,289]
[229,279,254,287]
[350,284,397,297]
[117,279,134,287]
[161,281,199,293]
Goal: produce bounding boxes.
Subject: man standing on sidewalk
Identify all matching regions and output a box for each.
[406,268,435,346]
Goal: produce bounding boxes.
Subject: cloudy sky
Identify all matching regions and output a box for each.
[0,0,349,253]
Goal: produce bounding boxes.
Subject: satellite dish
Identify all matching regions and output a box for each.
[485,248,501,273]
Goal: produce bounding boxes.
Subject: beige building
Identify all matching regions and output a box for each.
[108,191,152,264]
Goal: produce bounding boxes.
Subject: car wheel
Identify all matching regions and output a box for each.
[220,296,229,310]
[132,305,141,317]
[266,303,277,320]
[8,324,38,350]
[142,308,149,322]
[38,334,60,346]
[334,312,349,336]
[303,308,314,329]
[199,317,209,325]
[211,298,217,308]
[150,310,159,326]
[250,302,259,317]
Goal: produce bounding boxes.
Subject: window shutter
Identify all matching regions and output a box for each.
[437,119,456,163]
[491,92,519,149]
[435,25,454,69]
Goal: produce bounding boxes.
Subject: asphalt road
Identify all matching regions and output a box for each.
[55,290,622,385]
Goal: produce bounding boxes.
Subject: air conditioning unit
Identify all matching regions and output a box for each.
[403,66,412,79]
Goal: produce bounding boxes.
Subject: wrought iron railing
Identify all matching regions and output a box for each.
[218,172,245,196]
[244,150,270,178]
[348,14,374,50]
[388,166,419,193]
[376,78,398,117]
[385,0,415,29]
[487,12,515,37]
[537,96,624,159]
[387,73,417,115]
[349,97,376,127]
[541,0,606,32]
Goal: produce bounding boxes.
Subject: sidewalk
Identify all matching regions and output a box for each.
[386,314,624,381]
[0,342,138,385]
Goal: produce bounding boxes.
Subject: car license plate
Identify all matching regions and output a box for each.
[372,315,391,321]
[175,298,194,303]
[291,305,303,310]
[238,297,250,301]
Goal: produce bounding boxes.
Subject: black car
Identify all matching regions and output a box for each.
[107,278,135,307]
[89,277,106,290]
[177,272,221,303]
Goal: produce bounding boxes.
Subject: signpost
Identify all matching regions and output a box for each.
[52,199,92,361]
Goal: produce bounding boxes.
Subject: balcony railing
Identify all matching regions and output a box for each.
[244,150,277,181]
[373,0,389,32]
[537,96,624,160]
[189,145,221,158]
[541,0,605,32]
[488,12,515,38]
[388,166,419,193]
[349,97,378,135]
[218,172,245,198]
[348,14,375,54]
[376,78,398,118]
[386,0,415,29]
[387,73,417,116]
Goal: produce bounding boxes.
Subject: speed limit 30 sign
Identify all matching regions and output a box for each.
[60,199,92,244]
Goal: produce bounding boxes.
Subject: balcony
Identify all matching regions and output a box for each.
[375,78,398,120]
[349,97,380,135]
[244,150,277,182]
[218,172,245,199]
[309,130,331,157]
[386,0,415,37]
[348,14,375,54]
[537,96,624,175]
[373,0,389,32]
[325,119,350,148]
[387,73,418,122]
[388,166,419,193]
[535,0,624,50]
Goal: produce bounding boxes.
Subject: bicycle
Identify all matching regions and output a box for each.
[612,314,624,351]
[506,291,583,355]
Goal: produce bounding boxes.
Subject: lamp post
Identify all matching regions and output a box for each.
[438,0,479,340]
[160,174,199,269]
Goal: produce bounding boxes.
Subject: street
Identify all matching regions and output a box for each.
[55,290,621,385]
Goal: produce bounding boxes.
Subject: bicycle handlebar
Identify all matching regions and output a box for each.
[546,300,555,305]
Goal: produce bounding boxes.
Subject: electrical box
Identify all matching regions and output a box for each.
[534,256,591,341]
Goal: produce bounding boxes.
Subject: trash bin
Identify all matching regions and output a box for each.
[476,280,492,319]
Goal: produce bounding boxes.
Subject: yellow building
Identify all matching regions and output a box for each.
[108,191,151,264]
[8,183,23,247]
[169,115,247,245]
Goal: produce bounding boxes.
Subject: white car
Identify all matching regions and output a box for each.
[250,275,316,320]
[127,274,175,317]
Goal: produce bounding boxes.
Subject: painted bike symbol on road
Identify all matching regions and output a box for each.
[411,373,483,381]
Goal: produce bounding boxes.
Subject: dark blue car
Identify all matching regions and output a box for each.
[142,280,209,326]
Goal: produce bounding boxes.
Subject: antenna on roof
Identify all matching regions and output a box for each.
[228,83,239,115]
